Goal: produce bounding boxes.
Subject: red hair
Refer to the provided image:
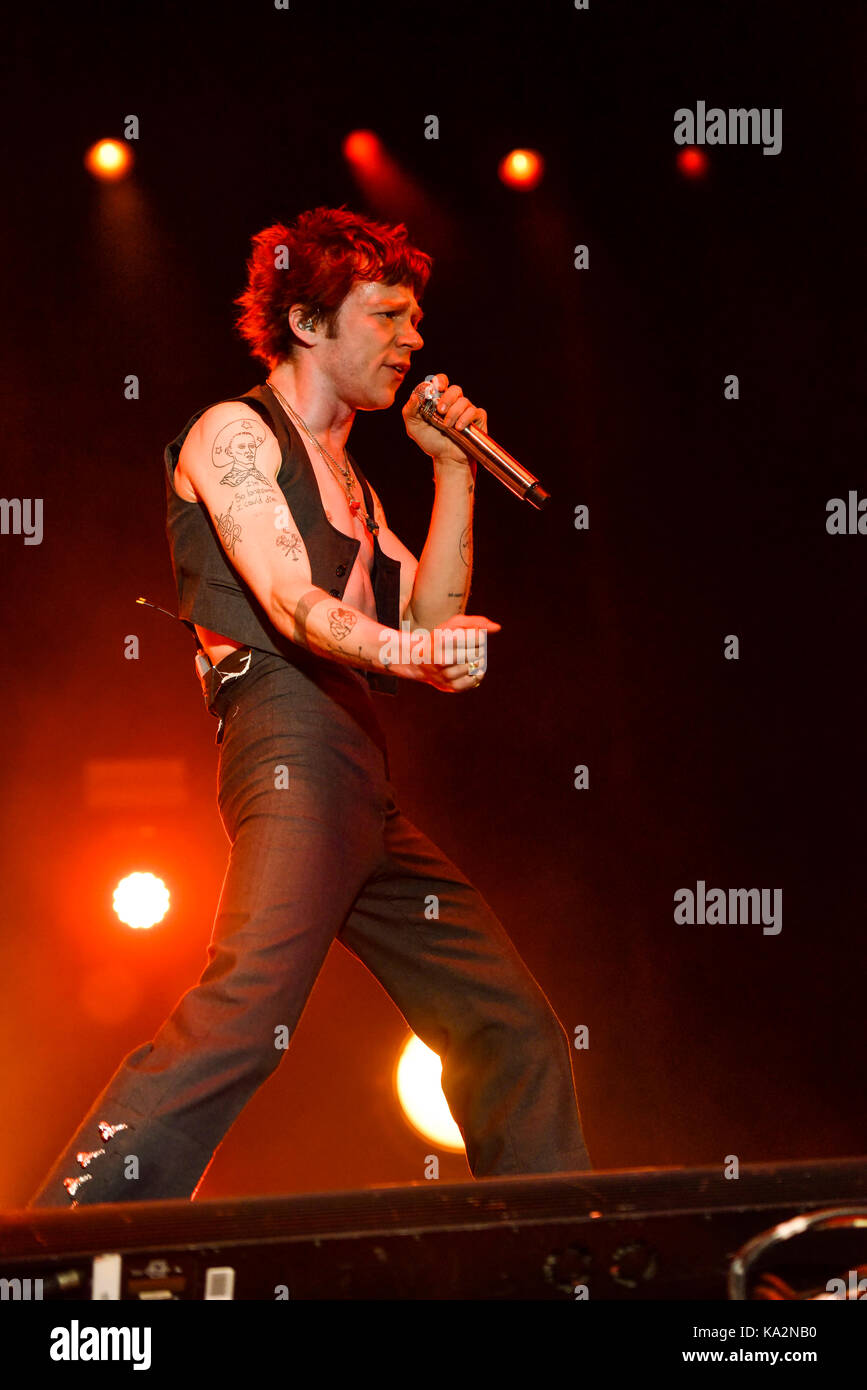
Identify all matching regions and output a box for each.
[234,205,433,368]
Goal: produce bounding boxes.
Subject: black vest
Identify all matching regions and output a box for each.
[164,382,400,695]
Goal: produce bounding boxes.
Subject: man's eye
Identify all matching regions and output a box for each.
[380,311,399,318]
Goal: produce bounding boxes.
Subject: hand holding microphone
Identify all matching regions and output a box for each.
[403,373,551,509]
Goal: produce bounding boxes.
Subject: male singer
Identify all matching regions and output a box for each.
[28,206,591,1208]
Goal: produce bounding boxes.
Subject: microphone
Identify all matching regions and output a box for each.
[417,388,551,510]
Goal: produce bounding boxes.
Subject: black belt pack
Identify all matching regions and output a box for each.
[196,647,253,742]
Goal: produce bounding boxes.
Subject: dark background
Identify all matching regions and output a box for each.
[1,0,863,1206]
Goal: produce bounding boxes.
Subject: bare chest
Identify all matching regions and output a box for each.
[307,450,376,584]
[291,451,378,621]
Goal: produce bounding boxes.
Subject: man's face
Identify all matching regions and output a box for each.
[311,279,425,410]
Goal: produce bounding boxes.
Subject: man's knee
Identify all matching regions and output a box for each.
[510,992,572,1060]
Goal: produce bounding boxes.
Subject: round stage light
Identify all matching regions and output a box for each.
[342,129,382,165]
[498,148,545,191]
[84,138,133,181]
[112,872,170,929]
[394,1034,465,1152]
[677,147,708,178]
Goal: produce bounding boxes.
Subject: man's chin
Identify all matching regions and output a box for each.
[356,385,401,411]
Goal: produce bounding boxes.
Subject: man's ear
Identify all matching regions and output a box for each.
[289,305,317,340]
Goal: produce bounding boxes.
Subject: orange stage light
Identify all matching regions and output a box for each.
[498,148,545,191]
[84,138,133,182]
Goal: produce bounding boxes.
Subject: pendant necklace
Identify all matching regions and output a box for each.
[266,378,379,538]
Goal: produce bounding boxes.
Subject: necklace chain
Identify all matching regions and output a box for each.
[267,378,355,494]
[266,377,379,538]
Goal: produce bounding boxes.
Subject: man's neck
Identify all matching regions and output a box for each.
[267,359,355,456]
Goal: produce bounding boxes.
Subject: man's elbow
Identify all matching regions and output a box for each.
[270,580,327,648]
[400,601,418,631]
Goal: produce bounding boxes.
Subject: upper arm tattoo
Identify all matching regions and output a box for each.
[215,504,242,555]
[212,418,271,488]
[276,528,303,561]
[210,416,281,554]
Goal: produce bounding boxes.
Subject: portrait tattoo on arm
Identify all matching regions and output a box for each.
[212,418,271,488]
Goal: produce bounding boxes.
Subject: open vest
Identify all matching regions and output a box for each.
[164,382,400,695]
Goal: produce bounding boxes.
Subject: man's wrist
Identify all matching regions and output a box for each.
[431,452,477,477]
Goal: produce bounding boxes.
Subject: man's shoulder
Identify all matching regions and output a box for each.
[189,390,275,433]
[180,394,277,454]
[177,392,281,491]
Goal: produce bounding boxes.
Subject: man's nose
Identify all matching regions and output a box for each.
[400,324,424,350]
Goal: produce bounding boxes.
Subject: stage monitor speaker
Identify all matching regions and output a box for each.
[2,1156,866,1300]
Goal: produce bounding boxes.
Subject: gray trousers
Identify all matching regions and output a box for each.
[28,647,591,1207]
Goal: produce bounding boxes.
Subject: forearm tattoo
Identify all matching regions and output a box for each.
[459,525,472,566]
[322,641,374,671]
[328,607,358,641]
